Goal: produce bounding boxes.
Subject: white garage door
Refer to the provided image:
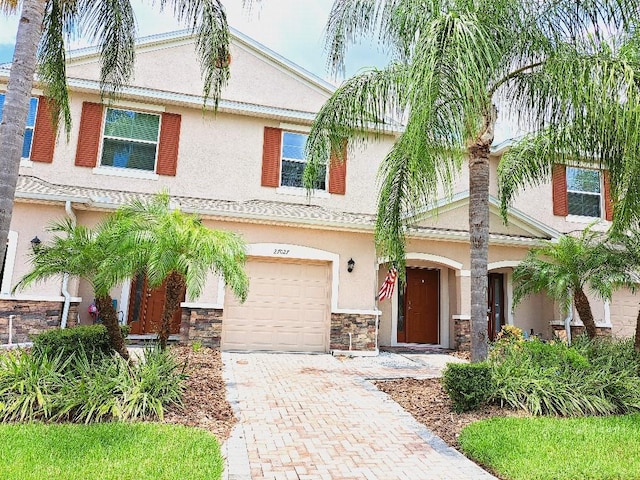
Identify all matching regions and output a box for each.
[222,259,331,352]
[610,289,638,338]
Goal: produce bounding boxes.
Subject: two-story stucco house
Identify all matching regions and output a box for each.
[0,29,636,353]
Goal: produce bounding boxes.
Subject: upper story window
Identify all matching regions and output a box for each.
[280,131,326,190]
[566,167,601,217]
[100,108,160,172]
[0,94,38,159]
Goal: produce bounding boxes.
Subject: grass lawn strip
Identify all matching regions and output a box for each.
[459,414,640,480]
[0,423,223,480]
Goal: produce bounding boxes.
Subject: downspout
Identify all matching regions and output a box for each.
[564,297,573,346]
[60,201,76,329]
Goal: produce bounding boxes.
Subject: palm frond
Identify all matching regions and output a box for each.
[76,0,137,99]
[160,0,230,109]
[37,0,71,136]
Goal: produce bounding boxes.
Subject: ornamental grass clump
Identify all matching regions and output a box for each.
[489,336,640,416]
[0,346,186,423]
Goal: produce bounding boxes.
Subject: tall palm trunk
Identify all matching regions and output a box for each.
[159,271,185,350]
[95,295,130,360]
[634,306,640,352]
[468,106,497,362]
[0,0,45,272]
[573,287,597,339]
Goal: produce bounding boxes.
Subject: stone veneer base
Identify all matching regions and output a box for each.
[330,312,377,352]
[179,308,379,353]
[0,300,79,344]
[180,307,223,348]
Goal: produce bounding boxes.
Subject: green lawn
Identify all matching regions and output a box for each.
[459,414,640,480]
[0,423,223,480]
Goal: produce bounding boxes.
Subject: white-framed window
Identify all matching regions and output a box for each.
[0,94,38,159]
[567,167,602,218]
[100,108,161,172]
[279,131,326,190]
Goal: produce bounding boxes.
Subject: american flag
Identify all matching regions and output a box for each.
[377,266,398,301]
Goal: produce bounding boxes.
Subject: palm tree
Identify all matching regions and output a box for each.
[512,229,621,340]
[14,218,131,360]
[0,0,234,287]
[305,0,640,361]
[113,193,249,349]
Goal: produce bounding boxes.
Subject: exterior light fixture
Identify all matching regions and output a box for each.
[347,258,355,273]
[30,236,41,252]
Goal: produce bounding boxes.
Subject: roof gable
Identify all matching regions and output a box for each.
[63,28,334,114]
[410,191,561,240]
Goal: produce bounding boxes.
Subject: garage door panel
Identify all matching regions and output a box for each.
[223,259,331,352]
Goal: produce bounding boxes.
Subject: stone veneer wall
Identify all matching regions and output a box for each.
[330,313,377,351]
[551,324,612,338]
[0,300,80,344]
[454,318,471,351]
[180,307,223,348]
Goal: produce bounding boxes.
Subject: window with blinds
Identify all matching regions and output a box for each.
[100,108,160,172]
[0,94,38,159]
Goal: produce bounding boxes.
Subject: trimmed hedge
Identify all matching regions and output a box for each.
[442,362,494,413]
[33,325,130,361]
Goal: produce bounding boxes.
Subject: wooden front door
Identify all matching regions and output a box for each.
[488,273,505,340]
[399,268,439,344]
[127,273,183,335]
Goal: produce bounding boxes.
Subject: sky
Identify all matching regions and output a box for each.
[0,0,389,82]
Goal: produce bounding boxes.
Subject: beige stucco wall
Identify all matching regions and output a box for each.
[67,39,331,113]
[21,91,393,216]
[6,202,68,298]
[610,289,638,338]
[200,220,377,311]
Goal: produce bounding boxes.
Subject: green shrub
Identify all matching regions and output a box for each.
[442,362,494,413]
[32,325,130,362]
[0,346,186,423]
[0,350,70,421]
[489,338,640,416]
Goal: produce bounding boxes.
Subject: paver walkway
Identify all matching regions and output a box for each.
[223,352,495,480]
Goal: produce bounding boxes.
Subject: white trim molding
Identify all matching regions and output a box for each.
[332,349,379,357]
[219,243,341,312]
[1,231,18,295]
[452,314,471,320]
[180,302,224,309]
[405,253,464,271]
[488,260,521,270]
[0,294,82,303]
[456,270,471,277]
[334,308,382,316]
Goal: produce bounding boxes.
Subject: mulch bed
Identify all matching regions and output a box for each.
[375,376,520,449]
[163,346,237,442]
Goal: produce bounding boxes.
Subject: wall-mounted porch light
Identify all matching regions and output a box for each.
[30,236,41,252]
[347,258,355,273]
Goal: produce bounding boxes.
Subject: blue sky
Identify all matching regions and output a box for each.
[0,0,389,82]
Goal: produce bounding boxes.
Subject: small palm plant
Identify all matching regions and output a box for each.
[513,228,619,339]
[15,219,131,360]
[113,193,249,349]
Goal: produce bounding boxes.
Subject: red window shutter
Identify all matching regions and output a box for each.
[552,164,568,216]
[328,141,347,195]
[261,127,282,187]
[30,96,56,163]
[603,171,614,221]
[156,112,181,176]
[75,102,103,168]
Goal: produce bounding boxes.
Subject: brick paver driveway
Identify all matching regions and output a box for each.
[223,352,495,480]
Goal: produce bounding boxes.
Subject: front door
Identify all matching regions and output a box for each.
[399,268,439,344]
[127,273,183,335]
[488,273,505,340]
